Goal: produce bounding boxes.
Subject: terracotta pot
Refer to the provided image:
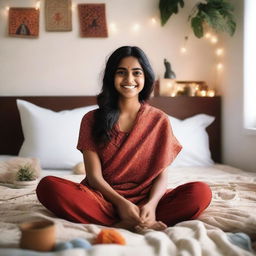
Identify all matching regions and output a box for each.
[19,220,56,251]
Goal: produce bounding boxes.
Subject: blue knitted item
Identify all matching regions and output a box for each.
[226,232,253,252]
[54,238,92,251]
[70,238,92,249]
[54,241,73,251]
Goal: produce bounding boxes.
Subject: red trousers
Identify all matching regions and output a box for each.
[36,176,212,226]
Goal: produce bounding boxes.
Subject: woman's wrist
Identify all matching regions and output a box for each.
[145,199,158,209]
[111,195,129,207]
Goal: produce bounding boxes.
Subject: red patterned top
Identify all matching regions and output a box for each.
[77,103,182,204]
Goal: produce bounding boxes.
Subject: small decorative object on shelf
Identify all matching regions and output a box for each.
[158,59,177,96]
[159,78,176,96]
[164,59,176,79]
[156,80,216,97]
[14,164,38,188]
[197,89,207,97]
[206,89,216,97]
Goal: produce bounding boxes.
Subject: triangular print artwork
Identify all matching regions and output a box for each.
[9,8,39,38]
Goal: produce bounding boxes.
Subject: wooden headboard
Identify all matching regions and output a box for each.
[0,96,221,163]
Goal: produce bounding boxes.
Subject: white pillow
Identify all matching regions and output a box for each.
[0,155,15,161]
[17,99,97,169]
[168,114,215,167]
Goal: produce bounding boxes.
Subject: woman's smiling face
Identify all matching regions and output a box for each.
[114,56,145,100]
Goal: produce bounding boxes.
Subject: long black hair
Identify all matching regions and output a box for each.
[93,46,155,145]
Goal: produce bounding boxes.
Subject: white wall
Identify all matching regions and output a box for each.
[221,0,256,171]
[0,0,216,96]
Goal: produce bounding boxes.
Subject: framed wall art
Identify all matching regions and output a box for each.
[78,4,108,38]
[8,8,39,38]
[45,0,72,31]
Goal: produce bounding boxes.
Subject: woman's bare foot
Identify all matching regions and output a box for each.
[113,220,137,231]
[149,221,167,230]
[114,220,167,232]
[135,221,167,232]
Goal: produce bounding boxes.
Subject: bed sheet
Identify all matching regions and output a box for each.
[167,165,256,238]
[0,164,255,256]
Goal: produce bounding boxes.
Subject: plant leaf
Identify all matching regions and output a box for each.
[159,0,186,26]
[203,9,226,31]
[191,16,204,38]
[179,0,185,8]
[159,0,236,37]
[226,19,236,36]
[197,0,236,36]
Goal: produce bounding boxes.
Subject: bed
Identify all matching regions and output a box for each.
[0,96,255,256]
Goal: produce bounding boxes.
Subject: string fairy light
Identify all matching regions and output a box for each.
[204,30,218,44]
[2,5,10,17]
[109,23,118,34]
[210,35,218,44]
[204,32,212,39]
[150,17,157,25]
[215,48,224,56]
[180,36,188,54]
[217,63,224,70]
[204,30,225,88]
[180,46,187,54]
[35,0,40,10]
[207,89,216,97]
[199,90,207,97]
[179,28,224,95]
[131,23,140,32]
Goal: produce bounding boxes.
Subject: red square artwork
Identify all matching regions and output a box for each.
[78,4,108,38]
[9,8,39,38]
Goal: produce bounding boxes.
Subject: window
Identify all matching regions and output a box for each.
[244,0,256,133]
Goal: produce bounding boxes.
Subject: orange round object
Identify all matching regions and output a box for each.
[95,229,126,245]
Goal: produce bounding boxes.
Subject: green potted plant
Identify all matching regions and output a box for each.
[14,165,38,188]
[159,0,236,38]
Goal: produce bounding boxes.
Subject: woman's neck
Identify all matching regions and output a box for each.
[118,98,141,115]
